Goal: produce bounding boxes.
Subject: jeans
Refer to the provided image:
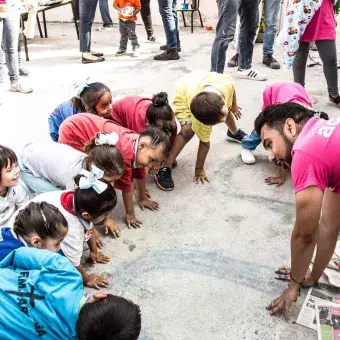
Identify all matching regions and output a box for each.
[0,6,20,84]
[141,0,154,37]
[119,20,139,51]
[99,0,113,26]
[263,0,281,55]
[0,38,23,74]
[157,0,180,51]
[79,0,98,52]
[293,40,339,96]
[241,130,261,151]
[238,0,260,70]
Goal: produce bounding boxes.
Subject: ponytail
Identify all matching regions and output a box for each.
[139,127,171,156]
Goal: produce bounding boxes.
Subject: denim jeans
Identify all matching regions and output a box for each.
[211,0,238,73]
[157,0,180,51]
[238,0,260,70]
[263,0,281,55]
[141,0,154,37]
[0,6,20,84]
[99,0,113,26]
[119,20,139,51]
[241,129,261,151]
[79,0,98,52]
[0,39,23,74]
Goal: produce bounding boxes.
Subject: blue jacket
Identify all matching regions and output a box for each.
[0,248,83,339]
[48,100,81,142]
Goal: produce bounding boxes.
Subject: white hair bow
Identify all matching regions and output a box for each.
[79,165,107,194]
[95,132,119,146]
[74,76,93,99]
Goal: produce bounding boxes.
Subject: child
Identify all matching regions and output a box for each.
[0,145,30,226]
[155,71,246,191]
[59,113,170,229]
[0,201,68,261]
[13,172,117,288]
[113,0,141,57]
[0,247,141,339]
[49,81,112,142]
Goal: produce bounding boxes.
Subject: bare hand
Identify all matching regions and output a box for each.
[230,106,242,120]
[194,168,210,184]
[266,284,300,316]
[86,274,109,289]
[104,217,121,238]
[265,175,285,187]
[91,227,103,249]
[138,198,159,211]
[89,251,110,264]
[125,213,143,229]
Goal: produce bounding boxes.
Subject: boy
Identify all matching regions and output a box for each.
[0,247,141,339]
[114,0,141,57]
[155,71,246,191]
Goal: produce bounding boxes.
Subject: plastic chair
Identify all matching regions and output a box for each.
[177,0,203,33]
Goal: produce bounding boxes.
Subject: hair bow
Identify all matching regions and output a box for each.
[74,76,93,99]
[95,132,119,146]
[79,165,107,194]
[314,111,321,118]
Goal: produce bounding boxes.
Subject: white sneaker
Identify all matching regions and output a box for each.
[240,148,256,165]
[236,68,267,81]
[132,48,140,57]
[96,25,114,31]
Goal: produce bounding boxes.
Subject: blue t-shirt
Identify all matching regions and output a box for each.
[0,227,24,262]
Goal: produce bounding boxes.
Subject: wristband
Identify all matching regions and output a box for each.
[290,273,304,285]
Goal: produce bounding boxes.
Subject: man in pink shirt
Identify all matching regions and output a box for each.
[254,102,340,315]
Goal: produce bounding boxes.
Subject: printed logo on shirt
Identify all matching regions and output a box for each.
[308,117,340,139]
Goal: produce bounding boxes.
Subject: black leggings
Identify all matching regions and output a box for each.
[293,40,339,97]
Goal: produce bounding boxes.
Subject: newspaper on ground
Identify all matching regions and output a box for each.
[315,303,340,340]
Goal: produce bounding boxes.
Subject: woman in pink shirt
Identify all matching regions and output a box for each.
[293,0,340,107]
[254,103,340,316]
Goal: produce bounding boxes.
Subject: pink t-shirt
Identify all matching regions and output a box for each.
[292,117,340,194]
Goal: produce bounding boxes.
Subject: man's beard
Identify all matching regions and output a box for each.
[274,133,293,170]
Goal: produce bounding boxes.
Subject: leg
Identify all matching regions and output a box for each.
[173,0,180,48]
[79,0,98,53]
[262,0,280,56]
[71,1,79,39]
[126,21,139,49]
[315,40,339,98]
[210,0,238,73]
[141,0,154,37]
[0,19,3,85]
[292,42,310,87]
[225,112,237,134]
[119,20,128,51]
[98,0,113,26]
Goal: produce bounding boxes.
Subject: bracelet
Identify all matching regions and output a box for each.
[290,273,304,285]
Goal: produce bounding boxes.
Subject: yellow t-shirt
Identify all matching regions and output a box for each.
[173,72,235,143]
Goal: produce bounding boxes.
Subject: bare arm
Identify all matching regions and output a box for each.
[122,191,142,228]
[195,141,210,171]
[113,3,120,11]
[133,8,140,15]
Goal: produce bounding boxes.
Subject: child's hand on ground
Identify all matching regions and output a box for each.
[265,175,285,186]
[194,168,209,184]
[89,251,110,264]
[103,217,121,238]
[138,198,159,211]
[125,213,143,229]
[86,274,109,289]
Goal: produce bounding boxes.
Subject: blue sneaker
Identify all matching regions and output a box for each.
[226,129,247,143]
[155,167,174,191]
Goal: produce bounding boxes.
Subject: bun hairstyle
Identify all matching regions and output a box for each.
[146,92,175,135]
[0,145,17,182]
[74,174,117,219]
[84,133,125,177]
[13,202,68,240]
[255,102,329,135]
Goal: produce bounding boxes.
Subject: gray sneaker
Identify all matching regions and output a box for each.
[10,83,33,94]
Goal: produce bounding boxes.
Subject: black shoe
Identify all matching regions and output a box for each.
[19,67,30,76]
[154,51,180,61]
[160,45,181,52]
[82,56,105,64]
[227,54,238,68]
[262,54,280,69]
[91,51,104,57]
[155,167,174,191]
[147,35,156,42]
[226,129,247,143]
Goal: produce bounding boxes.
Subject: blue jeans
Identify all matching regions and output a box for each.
[241,130,261,151]
[99,0,113,26]
[263,0,281,55]
[79,0,98,52]
[157,0,180,51]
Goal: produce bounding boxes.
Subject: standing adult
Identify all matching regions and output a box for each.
[154,0,180,61]
[79,0,105,63]
[97,0,114,30]
[211,0,267,81]
[254,102,340,315]
[141,0,156,42]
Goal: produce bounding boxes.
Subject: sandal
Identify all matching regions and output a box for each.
[329,95,340,107]
[91,51,104,57]
[82,55,105,64]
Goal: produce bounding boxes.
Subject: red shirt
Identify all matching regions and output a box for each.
[58,112,146,192]
[110,96,151,134]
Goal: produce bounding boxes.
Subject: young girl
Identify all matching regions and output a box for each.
[0,145,30,226]
[48,81,112,142]
[0,201,68,261]
[21,171,117,288]
[59,112,170,228]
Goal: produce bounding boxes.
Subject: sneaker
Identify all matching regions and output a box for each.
[147,36,156,43]
[236,68,267,81]
[10,83,33,94]
[154,51,180,61]
[226,129,247,143]
[227,54,238,68]
[262,54,280,70]
[132,47,140,57]
[160,45,181,52]
[115,50,126,56]
[82,53,105,63]
[19,67,30,77]
[155,167,174,191]
[96,24,114,31]
[240,148,256,165]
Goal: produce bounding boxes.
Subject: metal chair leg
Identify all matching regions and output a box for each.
[181,11,186,27]
[36,13,43,38]
[198,10,203,27]
[191,10,194,33]
[42,11,48,38]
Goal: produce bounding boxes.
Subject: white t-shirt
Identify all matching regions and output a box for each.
[0,180,30,226]
[21,141,86,190]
